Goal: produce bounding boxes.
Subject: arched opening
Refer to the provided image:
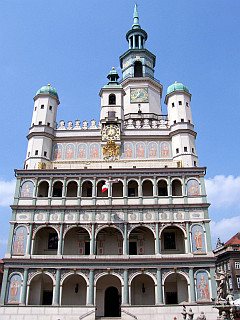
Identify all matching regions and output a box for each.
[142,180,153,196]
[66,181,78,197]
[172,180,182,196]
[97,180,108,197]
[82,181,92,197]
[33,227,58,255]
[158,180,168,196]
[112,181,123,197]
[37,181,49,197]
[128,180,138,197]
[134,61,143,77]
[131,274,155,305]
[96,275,121,318]
[63,227,90,255]
[161,226,185,254]
[61,274,87,305]
[96,227,123,255]
[109,94,116,105]
[164,273,188,304]
[129,226,155,255]
[52,181,63,197]
[28,273,53,305]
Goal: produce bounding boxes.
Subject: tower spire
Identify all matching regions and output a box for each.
[132,3,141,29]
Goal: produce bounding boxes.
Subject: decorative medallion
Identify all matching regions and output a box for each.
[130,88,149,103]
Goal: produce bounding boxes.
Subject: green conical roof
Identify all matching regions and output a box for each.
[167,82,189,95]
[36,84,59,99]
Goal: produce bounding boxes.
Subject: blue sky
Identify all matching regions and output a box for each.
[0,0,240,257]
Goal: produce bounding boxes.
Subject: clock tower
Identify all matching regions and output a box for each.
[120,4,163,116]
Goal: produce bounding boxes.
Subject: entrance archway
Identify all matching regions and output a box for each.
[105,286,121,317]
[164,273,188,304]
[96,274,121,318]
[28,273,53,305]
[131,274,155,305]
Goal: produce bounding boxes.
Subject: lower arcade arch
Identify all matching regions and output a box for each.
[61,274,87,305]
[164,273,189,304]
[131,274,155,305]
[28,273,53,305]
[96,274,121,318]
[63,227,90,255]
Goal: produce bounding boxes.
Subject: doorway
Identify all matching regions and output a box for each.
[104,286,121,317]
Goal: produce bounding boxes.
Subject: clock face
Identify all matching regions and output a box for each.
[102,124,120,141]
[130,88,149,103]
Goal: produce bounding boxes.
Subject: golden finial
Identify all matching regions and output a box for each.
[48,84,51,86]
[112,67,115,70]
[175,81,178,83]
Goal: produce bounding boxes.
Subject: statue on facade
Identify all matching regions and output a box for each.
[196,311,206,320]
[215,268,227,303]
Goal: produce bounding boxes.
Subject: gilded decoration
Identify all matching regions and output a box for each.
[103,140,120,161]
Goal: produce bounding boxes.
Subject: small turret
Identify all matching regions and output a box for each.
[99,68,125,124]
[25,84,60,169]
[165,82,198,167]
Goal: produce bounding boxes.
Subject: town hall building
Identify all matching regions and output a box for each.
[0,5,218,320]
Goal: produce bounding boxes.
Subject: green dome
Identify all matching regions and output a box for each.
[36,84,59,99]
[167,82,189,95]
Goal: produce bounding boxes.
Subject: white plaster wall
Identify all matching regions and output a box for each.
[63,229,90,255]
[167,92,192,126]
[32,96,58,128]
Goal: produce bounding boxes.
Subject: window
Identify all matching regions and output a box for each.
[194,161,197,167]
[173,120,176,124]
[85,242,90,255]
[228,262,231,270]
[172,102,175,107]
[178,101,182,105]
[235,262,240,269]
[186,102,189,107]
[128,188,135,197]
[44,151,47,157]
[49,106,52,111]
[41,105,44,109]
[237,277,240,289]
[28,152,30,157]
[35,150,38,155]
[109,94,116,105]
[192,148,195,153]
[224,264,227,272]
[35,107,37,111]
[234,248,238,251]
[47,122,50,126]
[48,233,58,249]
[184,147,187,152]
[108,111,116,118]
[181,118,184,122]
[134,61,143,77]
[164,232,176,249]
[188,120,191,123]
[129,242,137,255]
[229,277,233,289]
[38,121,42,125]
[176,148,179,154]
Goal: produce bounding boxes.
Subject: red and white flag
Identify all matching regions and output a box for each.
[102,180,119,193]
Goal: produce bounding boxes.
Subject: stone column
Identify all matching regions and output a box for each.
[6,223,15,256]
[53,269,61,305]
[57,224,64,255]
[123,223,128,255]
[26,224,33,255]
[88,269,94,305]
[168,176,172,204]
[186,221,191,253]
[20,269,28,305]
[182,176,187,204]
[138,35,141,49]
[138,176,142,204]
[48,177,53,205]
[204,222,212,252]
[189,267,196,302]
[157,268,163,304]
[155,223,160,254]
[133,35,136,49]
[153,175,158,204]
[0,268,9,305]
[210,267,217,299]
[78,177,81,205]
[90,224,95,255]
[123,176,127,205]
[108,176,112,206]
[13,177,21,205]
[62,177,67,205]
[93,177,96,205]
[32,177,38,205]
[123,269,129,305]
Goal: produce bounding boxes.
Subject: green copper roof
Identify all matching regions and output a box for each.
[36,84,59,99]
[132,3,141,29]
[167,82,189,95]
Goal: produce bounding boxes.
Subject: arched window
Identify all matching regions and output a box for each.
[172,180,182,196]
[142,180,153,196]
[52,181,63,197]
[158,180,168,196]
[66,181,78,197]
[82,181,92,197]
[37,181,49,197]
[109,94,116,105]
[134,61,143,77]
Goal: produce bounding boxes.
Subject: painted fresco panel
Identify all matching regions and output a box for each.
[192,224,206,254]
[148,142,158,158]
[187,179,200,196]
[136,142,145,158]
[7,274,22,304]
[160,142,171,158]
[53,144,63,160]
[77,143,87,159]
[12,226,27,254]
[20,181,34,198]
[123,142,134,158]
[65,143,75,160]
[90,143,100,159]
[196,271,210,302]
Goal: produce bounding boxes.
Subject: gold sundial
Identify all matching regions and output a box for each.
[130,88,149,103]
